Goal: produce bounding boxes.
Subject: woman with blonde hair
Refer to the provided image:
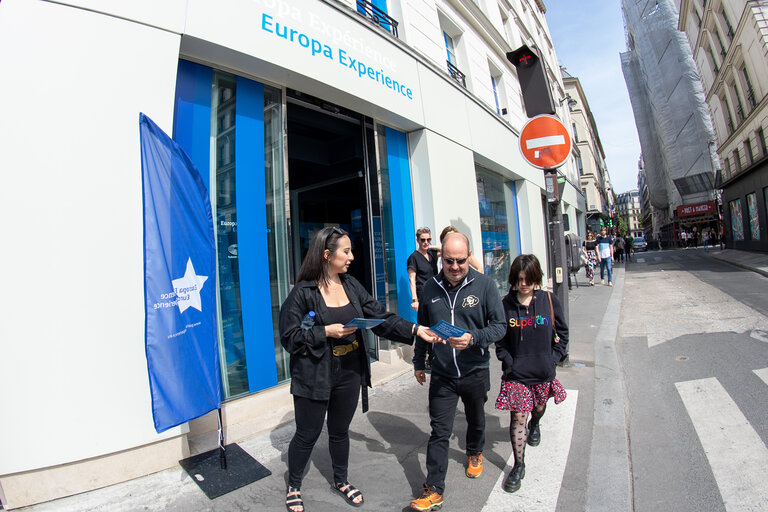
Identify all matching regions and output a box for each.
[436,226,484,272]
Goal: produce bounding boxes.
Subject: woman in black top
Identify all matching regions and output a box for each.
[407,227,438,312]
[495,254,568,493]
[280,227,437,512]
[581,232,598,286]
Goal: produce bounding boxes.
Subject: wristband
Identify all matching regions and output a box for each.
[412,324,419,336]
[412,299,418,303]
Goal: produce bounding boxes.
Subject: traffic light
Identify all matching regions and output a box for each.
[507,45,556,118]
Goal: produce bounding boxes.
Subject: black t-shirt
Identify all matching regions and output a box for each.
[583,240,597,251]
[407,249,438,300]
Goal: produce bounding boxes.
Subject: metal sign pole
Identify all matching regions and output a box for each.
[545,168,569,365]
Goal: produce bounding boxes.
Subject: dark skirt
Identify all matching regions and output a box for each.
[495,379,567,412]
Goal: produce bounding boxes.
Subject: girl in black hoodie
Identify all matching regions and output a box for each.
[495,254,568,493]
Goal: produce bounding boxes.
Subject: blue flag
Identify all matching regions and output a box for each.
[140,113,221,433]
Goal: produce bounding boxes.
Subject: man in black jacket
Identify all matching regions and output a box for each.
[408,232,506,511]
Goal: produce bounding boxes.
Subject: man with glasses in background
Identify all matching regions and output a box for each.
[408,231,506,511]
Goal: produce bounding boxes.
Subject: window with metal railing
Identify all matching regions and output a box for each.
[744,137,753,165]
[707,46,719,75]
[356,0,399,38]
[715,29,727,59]
[757,127,767,157]
[721,7,735,42]
[742,66,757,110]
[443,31,466,88]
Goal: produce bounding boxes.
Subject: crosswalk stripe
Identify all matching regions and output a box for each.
[675,378,768,511]
[481,390,578,512]
[754,367,768,386]
[636,258,645,263]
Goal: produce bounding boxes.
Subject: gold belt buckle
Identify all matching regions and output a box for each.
[333,340,358,356]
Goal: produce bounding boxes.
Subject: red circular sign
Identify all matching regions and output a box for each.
[519,115,572,169]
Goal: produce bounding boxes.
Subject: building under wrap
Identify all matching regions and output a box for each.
[620,0,720,241]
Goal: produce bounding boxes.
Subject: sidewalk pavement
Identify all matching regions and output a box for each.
[709,248,768,278]
[17,272,623,512]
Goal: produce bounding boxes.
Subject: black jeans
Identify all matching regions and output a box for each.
[425,368,490,494]
[288,352,362,488]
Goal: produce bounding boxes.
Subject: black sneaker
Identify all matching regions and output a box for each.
[503,464,525,493]
[527,421,541,446]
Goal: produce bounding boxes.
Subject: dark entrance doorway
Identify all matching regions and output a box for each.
[286,92,378,298]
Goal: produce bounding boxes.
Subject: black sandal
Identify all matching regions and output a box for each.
[333,481,364,507]
[286,486,304,512]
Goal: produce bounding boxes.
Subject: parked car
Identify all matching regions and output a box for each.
[632,237,648,252]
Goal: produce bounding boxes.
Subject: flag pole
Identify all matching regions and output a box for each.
[217,408,227,469]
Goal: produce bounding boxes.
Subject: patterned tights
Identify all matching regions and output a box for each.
[509,404,546,466]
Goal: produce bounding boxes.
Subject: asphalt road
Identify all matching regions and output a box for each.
[619,248,768,512]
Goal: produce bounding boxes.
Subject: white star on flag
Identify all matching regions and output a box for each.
[171,258,208,314]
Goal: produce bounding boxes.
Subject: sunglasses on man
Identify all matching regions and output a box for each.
[443,257,468,265]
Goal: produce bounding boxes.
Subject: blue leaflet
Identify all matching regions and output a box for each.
[343,318,386,330]
[429,320,468,339]
[140,113,221,433]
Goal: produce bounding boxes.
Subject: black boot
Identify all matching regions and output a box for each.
[527,420,541,446]
[503,463,525,493]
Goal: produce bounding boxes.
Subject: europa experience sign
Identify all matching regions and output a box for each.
[261,13,414,100]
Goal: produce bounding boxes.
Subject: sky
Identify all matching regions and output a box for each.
[544,0,642,195]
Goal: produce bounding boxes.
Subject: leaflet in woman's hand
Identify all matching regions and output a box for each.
[429,321,467,339]
[343,318,385,329]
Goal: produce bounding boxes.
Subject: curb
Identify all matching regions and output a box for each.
[585,266,633,512]
[709,252,768,278]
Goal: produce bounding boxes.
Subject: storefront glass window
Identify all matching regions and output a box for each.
[264,87,290,382]
[211,72,249,397]
[377,128,401,319]
[476,167,519,293]
[747,193,760,240]
[210,71,288,398]
[729,198,744,241]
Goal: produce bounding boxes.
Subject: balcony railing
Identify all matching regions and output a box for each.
[356,0,398,39]
[735,103,745,124]
[447,60,466,88]
[747,87,757,110]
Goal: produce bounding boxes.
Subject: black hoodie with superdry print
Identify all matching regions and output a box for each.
[495,289,569,385]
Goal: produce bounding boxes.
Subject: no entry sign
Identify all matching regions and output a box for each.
[519,115,572,169]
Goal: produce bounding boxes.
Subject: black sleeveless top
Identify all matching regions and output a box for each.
[326,302,357,345]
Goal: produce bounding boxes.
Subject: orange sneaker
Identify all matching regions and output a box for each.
[409,484,443,511]
[466,453,483,478]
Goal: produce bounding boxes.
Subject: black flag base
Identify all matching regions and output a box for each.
[179,443,271,500]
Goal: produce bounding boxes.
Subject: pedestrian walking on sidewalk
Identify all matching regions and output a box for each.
[279,226,438,512]
[581,232,598,285]
[409,231,506,512]
[495,254,568,493]
[614,234,625,263]
[595,226,614,286]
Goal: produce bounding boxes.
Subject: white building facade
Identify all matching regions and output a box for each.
[0,0,584,507]
[562,69,613,233]
[617,190,643,238]
[678,0,768,251]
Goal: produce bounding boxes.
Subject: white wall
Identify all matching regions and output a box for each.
[408,129,484,257]
[0,0,183,474]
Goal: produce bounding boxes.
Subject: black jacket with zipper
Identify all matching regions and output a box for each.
[495,289,569,385]
[413,267,506,378]
[279,274,416,402]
